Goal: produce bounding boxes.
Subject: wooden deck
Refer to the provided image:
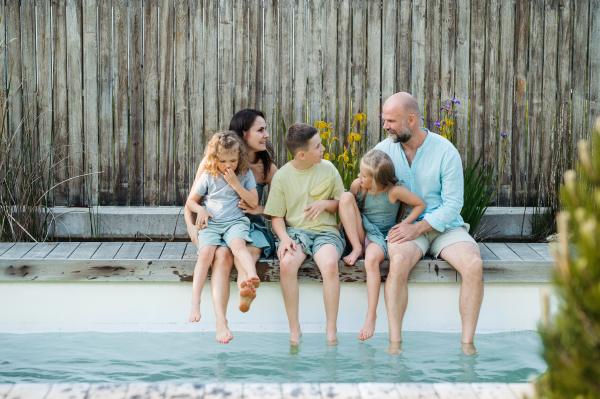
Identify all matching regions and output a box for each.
[0,382,536,399]
[0,242,555,283]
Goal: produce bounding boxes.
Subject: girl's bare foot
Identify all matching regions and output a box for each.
[189,303,201,322]
[343,248,363,266]
[289,327,302,346]
[358,317,376,341]
[216,321,233,344]
[326,328,339,346]
[239,281,256,312]
[385,341,402,355]
[461,342,478,355]
[249,276,261,288]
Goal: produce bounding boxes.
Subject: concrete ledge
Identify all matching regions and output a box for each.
[47,206,548,240]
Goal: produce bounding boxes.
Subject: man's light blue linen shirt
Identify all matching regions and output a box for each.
[374,128,465,232]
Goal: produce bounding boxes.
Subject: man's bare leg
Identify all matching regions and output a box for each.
[211,247,234,343]
[233,245,262,312]
[279,244,307,345]
[384,241,423,354]
[359,243,385,341]
[438,241,483,355]
[339,192,366,265]
[313,244,341,346]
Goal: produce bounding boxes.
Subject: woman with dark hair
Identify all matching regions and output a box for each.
[184,109,278,344]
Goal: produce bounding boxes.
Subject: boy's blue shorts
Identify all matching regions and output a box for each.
[277,227,345,265]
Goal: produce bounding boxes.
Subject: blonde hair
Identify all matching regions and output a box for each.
[203,131,250,178]
[359,149,406,222]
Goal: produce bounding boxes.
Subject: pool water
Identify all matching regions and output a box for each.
[0,331,545,384]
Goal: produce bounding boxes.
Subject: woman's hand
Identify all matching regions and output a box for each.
[196,207,214,230]
[223,168,241,188]
[239,199,264,215]
[188,224,200,248]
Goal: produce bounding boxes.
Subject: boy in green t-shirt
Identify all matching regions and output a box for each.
[264,123,345,346]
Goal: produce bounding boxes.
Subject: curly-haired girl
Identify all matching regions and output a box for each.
[186,131,260,324]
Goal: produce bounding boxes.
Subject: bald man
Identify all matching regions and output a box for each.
[377,92,483,355]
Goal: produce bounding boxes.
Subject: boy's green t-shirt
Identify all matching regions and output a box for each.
[264,160,345,235]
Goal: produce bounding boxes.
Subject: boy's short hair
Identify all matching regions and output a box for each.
[286,123,318,157]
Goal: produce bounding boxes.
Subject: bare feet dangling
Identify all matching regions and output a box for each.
[326,327,339,346]
[358,317,376,341]
[461,342,478,355]
[189,303,201,322]
[385,341,402,355]
[216,321,233,344]
[343,248,363,266]
[289,327,302,346]
[248,276,261,289]
[239,280,257,312]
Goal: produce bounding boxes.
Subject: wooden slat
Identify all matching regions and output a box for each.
[506,243,544,261]
[307,0,323,124]
[114,242,145,260]
[68,242,101,259]
[281,383,320,399]
[234,0,249,111]
[83,0,98,206]
[411,0,426,118]
[571,0,590,162]
[219,0,234,131]
[511,0,529,206]
[527,243,553,261]
[0,243,36,259]
[164,383,204,399]
[174,0,189,205]
[189,0,205,181]
[137,242,166,259]
[484,0,499,204]
[6,0,22,168]
[366,0,382,149]
[183,242,198,259]
[279,0,293,164]
[589,0,600,132]
[478,243,499,261]
[37,0,53,205]
[98,0,113,205]
[22,242,59,259]
[381,0,397,102]
[293,0,307,124]
[425,0,441,129]
[45,242,81,259]
[52,0,69,205]
[248,0,263,109]
[0,0,5,142]
[263,0,278,161]
[113,0,128,206]
[4,384,50,399]
[337,0,351,135]
[86,384,128,399]
[322,0,337,134]
[46,383,90,399]
[557,0,572,174]
[21,0,37,156]
[204,383,242,399]
[434,383,477,399]
[485,243,521,261]
[319,383,359,399]
[67,0,84,206]
[160,242,187,259]
[144,0,159,205]
[498,0,515,205]
[0,385,13,399]
[352,0,367,133]
[0,243,16,257]
[440,0,455,104]
[357,383,399,399]
[469,0,484,162]
[470,383,516,399]
[396,383,438,399]
[159,0,175,205]
[129,0,144,206]
[204,0,219,139]
[125,384,166,399]
[454,0,469,164]
[90,242,124,260]
[507,384,535,399]
[243,383,282,399]
[396,0,411,92]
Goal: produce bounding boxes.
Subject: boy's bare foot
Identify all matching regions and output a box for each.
[358,317,376,341]
[239,281,256,312]
[461,342,478,355]
[326,328,339,346]
[385,341,402,355]
[216,321,233,344]
[343,248,363,266]
[289,327,302,346]
[189,303,201,322]
[248,276,261,288]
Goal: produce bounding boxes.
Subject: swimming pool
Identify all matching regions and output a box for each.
[0,331,545,384]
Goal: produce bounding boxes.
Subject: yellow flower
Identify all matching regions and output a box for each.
[330,153,336,159]
[338,154,349,163]
[353,133,362,141]
[354,113,366,122]
[332,137,339,142]
[441,133,449,140]
[324,154,330,160]
[314,121,328,132]
[321,131,330,140]
[347,135,353,142]
[445,119,454,126]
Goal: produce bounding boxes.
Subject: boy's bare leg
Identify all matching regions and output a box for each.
[359,243,385,341]
[279,244,307,345]
[233,245,262,312]
[211,246,234,343]
[189,245,218,322]
[313,244,341,345]
[339,192,366,265]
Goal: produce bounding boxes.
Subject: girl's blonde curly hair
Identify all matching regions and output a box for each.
[203,131,250,178]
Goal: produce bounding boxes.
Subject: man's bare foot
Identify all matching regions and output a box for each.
[239,281,256,312]
[248,276,261,289]
[385,341,402,355]
[326,328,338,346]
[289,328,302,346]
[216,321,233,344]
[343,248,363,266]
[461,342,478,355]
[358,317,376,341]
[189,303,201,322]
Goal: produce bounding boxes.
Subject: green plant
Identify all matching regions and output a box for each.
[536,118,600,398]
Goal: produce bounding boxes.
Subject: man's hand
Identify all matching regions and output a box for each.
[277,237,297,260]
[239,199,264,215]
[387,222,424,244]
[302,200,328,221]
[223,168,241,188]
[195,207,214,230]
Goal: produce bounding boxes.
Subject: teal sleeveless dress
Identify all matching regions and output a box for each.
[356,188,401,260]
[247,182,275,259]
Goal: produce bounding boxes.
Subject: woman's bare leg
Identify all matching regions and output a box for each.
[339,192,366,265]
[211,246,234,343]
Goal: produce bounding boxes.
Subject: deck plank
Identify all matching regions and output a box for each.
[46,383,90,399]
[68,242,101,259]
[86,384,128,399]
[0,243,37,259]
[124,383,166,399]
[434,383,477,399]
[470,383,516,399]
[396,383,439,398]
[4,384,51,399]
[0,243,16,257]
[506,243,544,261]
[0,385,13,399]
[478,244,499,261]
[357,383,399,399]
[242,383,281,399]
[204,383,242,399]
[114,242,144,260]
[45,243,81,259]
[164,383,204,399]
[319,383,360,399]
[183,243,198,259]
[507,384,535,399]
[485,243,521,261]
[22,243,60,259]
[160,242,187,259]
[527,243,553,261]
[281,383,320,399]
[137,242,166,259]
[91,242,124,260]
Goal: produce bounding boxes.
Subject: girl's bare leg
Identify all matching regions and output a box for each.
[189,245,218,322]
[233,245,262,312]
[359,243,385,341]
[211,246,234,343]
[339,192,366,265]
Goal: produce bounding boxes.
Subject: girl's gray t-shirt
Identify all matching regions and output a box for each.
[194,171,257,223]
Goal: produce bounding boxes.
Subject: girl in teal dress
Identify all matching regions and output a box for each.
[339,149,426,341]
